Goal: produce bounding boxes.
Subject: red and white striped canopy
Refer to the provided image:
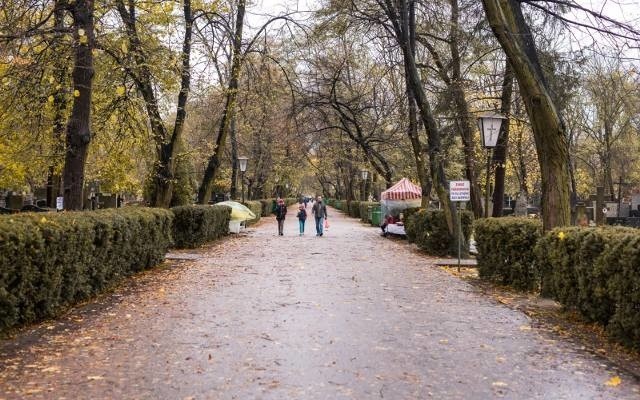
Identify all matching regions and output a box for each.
[381,178,422,200]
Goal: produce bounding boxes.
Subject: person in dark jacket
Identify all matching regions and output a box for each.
[297,204,307,236]
[274,198,287,236]
[311,195,328,236]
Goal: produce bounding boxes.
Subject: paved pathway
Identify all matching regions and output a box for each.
[1,206,639,399]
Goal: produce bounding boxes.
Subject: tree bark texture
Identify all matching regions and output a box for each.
[198,0,246,204]
[47,1,69,208]
[63,0,94,210]
[406,0,432,207]
[116,0,193,208]
[447,0,483,218]
[482,0,571,230]
[492,61,514,217]
[230,115,239,200]
[379,0,458,240]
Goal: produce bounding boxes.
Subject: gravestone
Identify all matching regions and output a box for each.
[6,193,23,210]
[575,203,588,226]
[631,194,640,216]
[619,203,631,218]
[98,193,117,208]
[605,202,618,218]
[34,187,47,205]
[514,191,528,216]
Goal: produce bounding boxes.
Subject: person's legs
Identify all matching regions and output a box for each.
[278,219,284,235]
[318,217,324,236]
[315,217,321,235]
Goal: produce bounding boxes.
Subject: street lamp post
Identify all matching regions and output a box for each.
[238,156,248,203]
[477,113,506,218]
[360,170,369,201]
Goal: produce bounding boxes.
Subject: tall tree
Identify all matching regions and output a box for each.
[63,0,95,210]
[377,0,459,242]
[115,0,194,208]
[481,0,570,230]
[198,0,246,204]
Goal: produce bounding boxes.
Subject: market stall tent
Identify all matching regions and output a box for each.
[381,178,422,213]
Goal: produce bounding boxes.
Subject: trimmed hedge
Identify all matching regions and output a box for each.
[171,205,231,248]
[359,202,379,223]
[402,207,422,239]
[406,209,473,256]
[475,219,640,349]
[242,201,262,225]
[348,201,361,218]
[259,199,274,217]
[536,226,640,348]
[0,208,173,333]
[474,218,542,291]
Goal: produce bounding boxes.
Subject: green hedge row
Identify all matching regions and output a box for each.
[242,201,262,225]
[359,202,380,223]
[406,209,473,256]
[348,201,361,218]
[171,205,231,248]
[536,227,640,348]
[475,218,640,349]
[474,218,542,290]
[0,208,173,333]
[258,198,299,217]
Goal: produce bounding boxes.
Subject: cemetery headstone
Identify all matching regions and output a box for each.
[514,191,528,216]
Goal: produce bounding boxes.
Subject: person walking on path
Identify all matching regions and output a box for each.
[274,198,287,236]
[296,204,307,236]
[311,195,328,236]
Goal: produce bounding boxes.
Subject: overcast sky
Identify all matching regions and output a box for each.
[245,0,639,58]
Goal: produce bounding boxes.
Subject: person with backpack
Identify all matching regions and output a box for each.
[274,198,287,236]
[311,195,328,236]
[296,204,307,236]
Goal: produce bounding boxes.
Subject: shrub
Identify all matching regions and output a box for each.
[407,209,473,256]
[535,226,640,347]
[242,201,262,225]
[359,202,379,223]
[348,201,361,218]
[475,218,542,291]
[334,200,344,211]
[259,199,275,217]
[0,208,173,333]
[171,205,231,248]
[403,207,422,241]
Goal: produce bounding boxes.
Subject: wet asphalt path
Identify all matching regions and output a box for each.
[0,206,639,399]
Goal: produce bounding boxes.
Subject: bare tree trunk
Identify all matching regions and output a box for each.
[492,62,514,217]
[47,1,68,208]
[63,0,94,210]
[448,0,483,218]
[198,0,246,204]
[230,115,239,199]
[482,0,571,230]
[116,0,193,208]
[406,0,431,207]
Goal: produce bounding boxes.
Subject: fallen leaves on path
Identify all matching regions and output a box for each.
[605,376,621,387]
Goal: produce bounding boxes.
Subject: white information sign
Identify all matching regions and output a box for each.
[56,196,64,211]
[449,180,471,202]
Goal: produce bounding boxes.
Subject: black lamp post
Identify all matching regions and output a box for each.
[477,112,506,218]
[238,156,248,202]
